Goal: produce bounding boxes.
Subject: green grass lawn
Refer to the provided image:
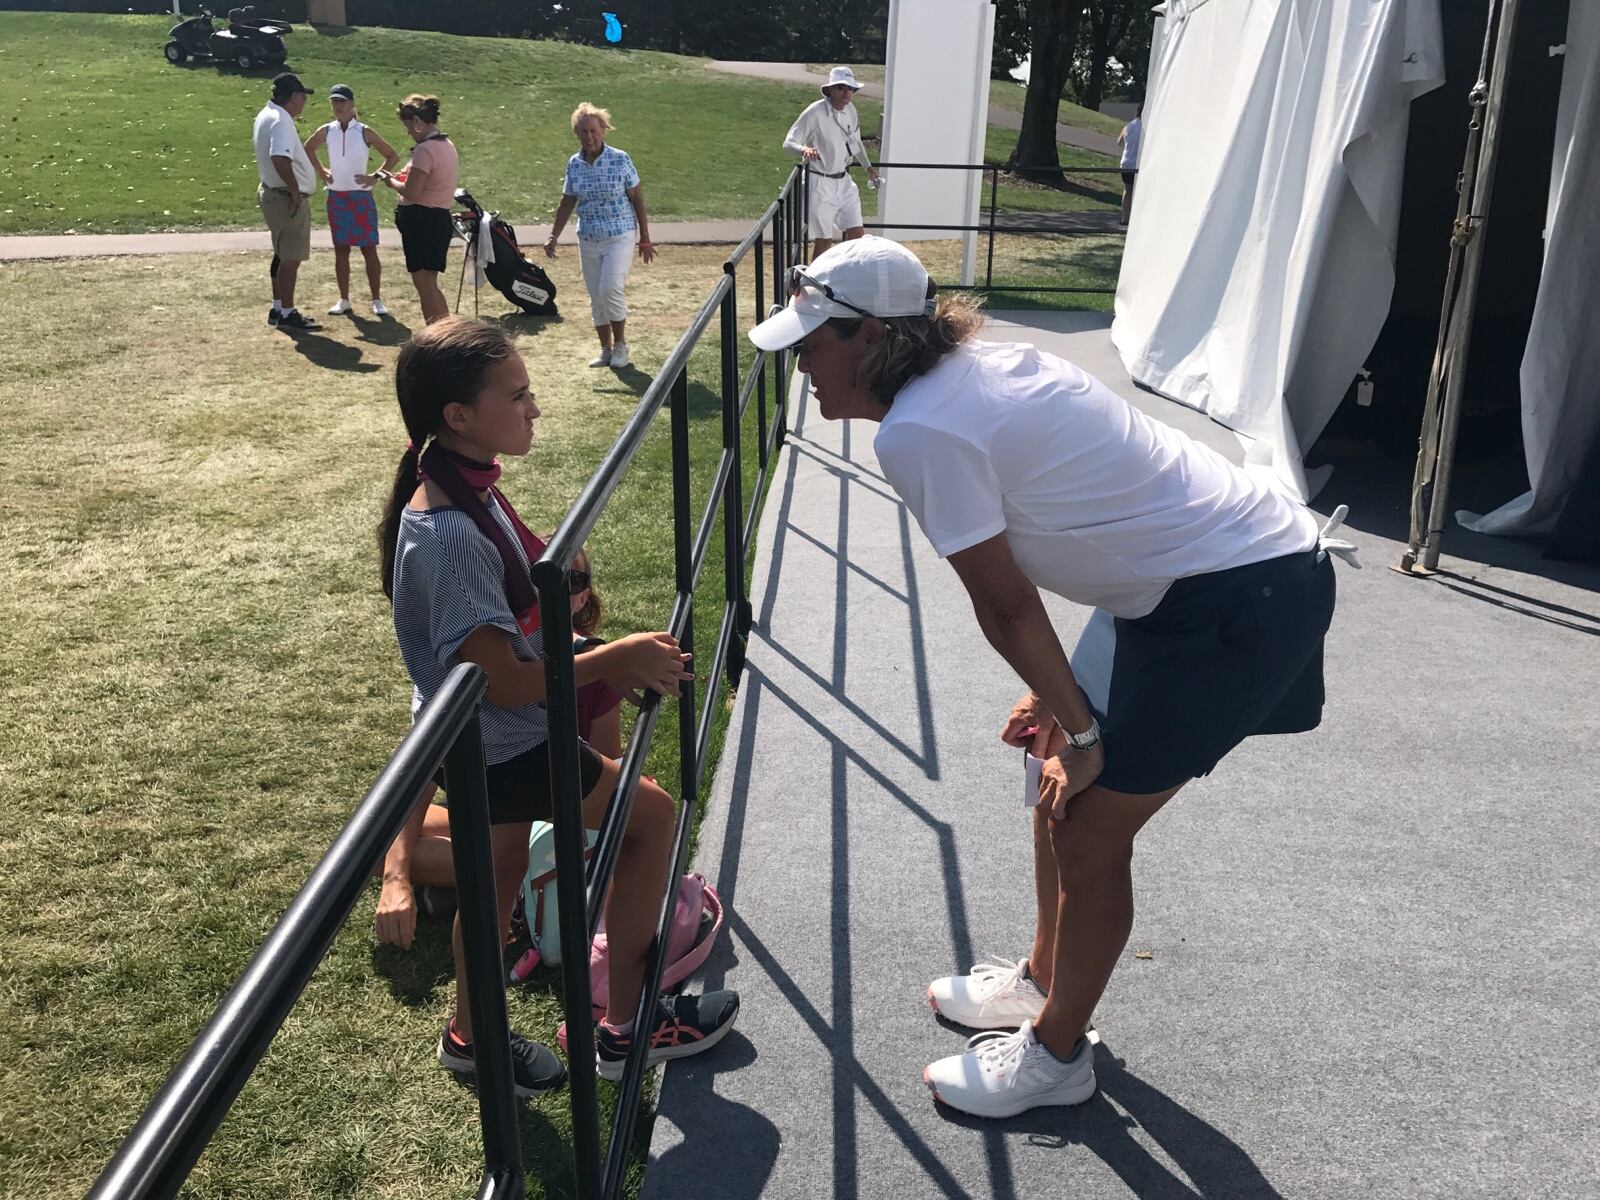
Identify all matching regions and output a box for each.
[0,14,880,235]
[0,244,778,1200]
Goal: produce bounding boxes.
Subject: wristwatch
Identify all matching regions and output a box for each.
[1065,717,1102,752]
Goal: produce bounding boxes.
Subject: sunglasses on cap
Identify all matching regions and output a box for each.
[788,266,873,320]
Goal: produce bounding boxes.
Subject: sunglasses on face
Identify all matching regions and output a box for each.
[568,569,591,594]
[788,266,873,320]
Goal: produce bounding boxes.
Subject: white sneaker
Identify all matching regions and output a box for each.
[371,298,389,317]
[923,1020,1096,1118]
[609,342,630,369]
[327,297,352,315]
[927,957,1046,1029]
[588,347,613,368]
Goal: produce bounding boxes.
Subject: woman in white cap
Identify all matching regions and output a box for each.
[749,236,1354,1120]
[304,83,400,316]
[782,67,880,257]
[543,101,656,370]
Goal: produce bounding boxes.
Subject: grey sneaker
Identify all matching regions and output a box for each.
[437,1020,566,1099]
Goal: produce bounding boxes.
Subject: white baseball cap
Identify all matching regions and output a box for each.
[748,236,933,352]
[822,66,863,94]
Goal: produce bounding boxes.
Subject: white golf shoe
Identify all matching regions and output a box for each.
[923,1021,1096,1118]
[927,957,1047,1029]
[327,297,352,315]
[371,298,389,317]
[609,342,630,369]
[588,346,613,368]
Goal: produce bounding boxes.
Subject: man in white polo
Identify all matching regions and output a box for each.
[253,72,321,332]
[783,66,880,256]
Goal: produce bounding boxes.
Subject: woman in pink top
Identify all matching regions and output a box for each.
[379,94,460,323]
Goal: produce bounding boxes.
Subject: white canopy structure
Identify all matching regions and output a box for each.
[1112,0,1446,501]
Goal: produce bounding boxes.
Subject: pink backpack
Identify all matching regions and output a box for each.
[556,872,723,1049]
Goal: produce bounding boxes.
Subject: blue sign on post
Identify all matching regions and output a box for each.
[602,12,623,42]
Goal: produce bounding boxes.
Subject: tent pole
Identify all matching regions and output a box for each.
[1398,0,1522,575]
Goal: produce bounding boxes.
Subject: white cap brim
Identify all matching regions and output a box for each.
[748,291,854,352]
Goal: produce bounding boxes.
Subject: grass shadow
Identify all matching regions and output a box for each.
[348,312,413,348]
[494,310,566,337]
[287,330,380,373]
[370,919,456,1008]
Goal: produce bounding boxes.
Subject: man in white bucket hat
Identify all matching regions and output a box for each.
[782,66,881,256]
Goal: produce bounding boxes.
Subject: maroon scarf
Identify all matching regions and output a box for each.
[419,442,546,636]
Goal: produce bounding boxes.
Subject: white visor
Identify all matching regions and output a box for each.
[749,290,861,352]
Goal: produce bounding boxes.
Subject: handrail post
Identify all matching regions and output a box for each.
[774,192,789,452]
[754,222,768,473]
[720,269,751,666]
[986,165,999,291]
[534,569,604,1200]
[669,363,700,823]
[442,714,527,1200]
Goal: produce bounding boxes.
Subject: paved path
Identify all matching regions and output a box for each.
[709,60,1123,157]
[0,219,757,262]
[646,310,1600,1198]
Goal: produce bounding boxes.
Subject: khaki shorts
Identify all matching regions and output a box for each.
[259,184,312,262]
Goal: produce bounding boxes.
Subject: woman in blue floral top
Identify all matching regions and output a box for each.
[544,102,656,370]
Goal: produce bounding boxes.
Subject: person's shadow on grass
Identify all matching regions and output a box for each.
[288,330,380,373]
[349,312,413,348]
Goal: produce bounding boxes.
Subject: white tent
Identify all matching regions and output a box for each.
[1458,1,1600,537]
[1112,0,1445,501]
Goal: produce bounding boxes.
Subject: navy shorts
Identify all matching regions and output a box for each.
[434,739,606,825]
[395,203,454,274]
[1084,550,1336,796]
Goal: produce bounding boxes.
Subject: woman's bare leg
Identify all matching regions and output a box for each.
[1031,781,1184,1057]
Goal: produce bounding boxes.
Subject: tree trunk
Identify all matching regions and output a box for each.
[1008,0,1087,185]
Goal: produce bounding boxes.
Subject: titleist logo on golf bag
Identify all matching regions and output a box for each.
[511,277,553,307]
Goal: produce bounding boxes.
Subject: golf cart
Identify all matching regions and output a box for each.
[226,7,295,38]
[163,7,288,71]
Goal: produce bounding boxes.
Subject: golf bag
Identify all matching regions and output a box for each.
[453,188,558,317]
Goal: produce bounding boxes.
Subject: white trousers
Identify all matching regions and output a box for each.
[578,230,637,326]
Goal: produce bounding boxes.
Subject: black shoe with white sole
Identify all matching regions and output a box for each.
[277,309,322,332]
[437,1021,567,1098]
[267,307,281,326]
[596,990,740,1081]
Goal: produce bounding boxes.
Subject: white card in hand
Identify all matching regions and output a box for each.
[1024,752,1045,808]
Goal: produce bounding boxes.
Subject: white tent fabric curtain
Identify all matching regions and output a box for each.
[1112,0,1444,501]
[1459,3,1600,536]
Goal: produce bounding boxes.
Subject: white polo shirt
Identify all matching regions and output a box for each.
[783,99,873,175]
[253,102,316,194]
[320,119,372,191]
[874,340,1320,619]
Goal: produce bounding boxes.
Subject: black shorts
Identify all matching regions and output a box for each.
[395,204,454,274]
[433,739,606,825]
[1086,550,1336,796]
[1121,170,1138,187]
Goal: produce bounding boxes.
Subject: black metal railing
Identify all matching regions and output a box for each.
[82,165,810,1200]
[864,160,1125,297]
[535,164,807,1200]
[84,664,523,1200]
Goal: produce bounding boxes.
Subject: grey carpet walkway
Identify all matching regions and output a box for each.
[709,60,1124,157]
[646,310,1600,1198]
[0,220,756,262]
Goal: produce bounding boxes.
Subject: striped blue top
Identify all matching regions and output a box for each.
[563,144,641,241]
[391,496,547,764]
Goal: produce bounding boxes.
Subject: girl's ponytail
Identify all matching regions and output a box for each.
[379,440,423,598]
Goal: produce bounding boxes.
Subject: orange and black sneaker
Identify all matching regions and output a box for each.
[595,990,740,1081]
